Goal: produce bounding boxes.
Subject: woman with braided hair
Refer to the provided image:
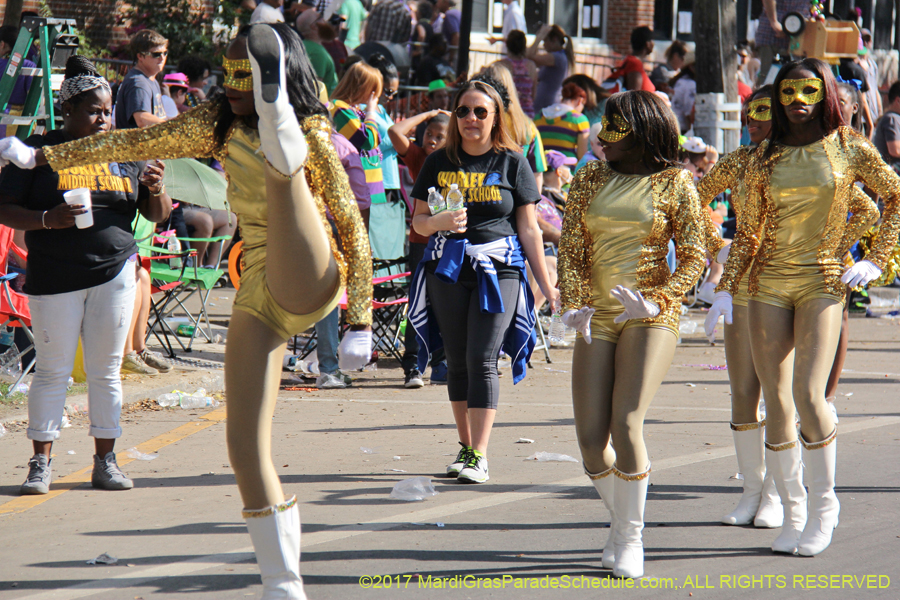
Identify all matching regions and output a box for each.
[0,23,372,599]
[0,55,172,494]
[557,90,708,578]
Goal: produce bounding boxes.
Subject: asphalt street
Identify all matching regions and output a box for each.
[0,307,898,600]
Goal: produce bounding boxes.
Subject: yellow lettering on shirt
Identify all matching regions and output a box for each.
[57,163,131,193]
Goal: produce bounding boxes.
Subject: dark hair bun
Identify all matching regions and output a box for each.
[65,55,100,79]
[367,53,399,81]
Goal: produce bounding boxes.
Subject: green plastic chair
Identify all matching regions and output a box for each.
[133,214,231,355]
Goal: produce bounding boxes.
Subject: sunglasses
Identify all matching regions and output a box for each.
[145,51,168,59]
[455,105,493,120]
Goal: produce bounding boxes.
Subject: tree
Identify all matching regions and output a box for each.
[693,0,740,154]
[2,0,25,27]
[115,0,248,64]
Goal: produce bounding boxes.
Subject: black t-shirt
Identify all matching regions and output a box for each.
[0,129,147,295]
[412,147,540,280]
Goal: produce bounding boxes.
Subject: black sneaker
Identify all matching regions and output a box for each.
[404,369,425,389]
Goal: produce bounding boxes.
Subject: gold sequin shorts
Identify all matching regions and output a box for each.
[584,309,678,344]
[752,271,844,311]
[233,244,343,340]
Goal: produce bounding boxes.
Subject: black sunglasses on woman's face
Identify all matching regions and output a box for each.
[455,105,492,120]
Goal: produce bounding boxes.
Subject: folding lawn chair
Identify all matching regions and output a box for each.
[0,225,35,396]
[133,215,197,358]
[338,258,411,363]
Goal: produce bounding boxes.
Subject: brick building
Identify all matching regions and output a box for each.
[3,0,217,52]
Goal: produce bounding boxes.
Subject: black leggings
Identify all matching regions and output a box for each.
[425,271,519,410]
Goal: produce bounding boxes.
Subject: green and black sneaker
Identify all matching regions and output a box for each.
[446,442,472,477]
[458,449,489,484]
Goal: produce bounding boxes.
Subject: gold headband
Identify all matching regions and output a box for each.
[779,77,825,106]
[223,58,253,92]
[598,114,632,143]
[747,97,772,122]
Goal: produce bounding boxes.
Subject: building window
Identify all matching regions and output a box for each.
[653,0,694,42]
[478,0,605,39]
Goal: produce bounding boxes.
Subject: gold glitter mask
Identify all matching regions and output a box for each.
[223,58,254,92]
[779,78,825,106]
[598,114,632,143]
[747,97,772,122]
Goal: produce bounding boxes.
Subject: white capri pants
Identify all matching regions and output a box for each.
[26,258,136,442]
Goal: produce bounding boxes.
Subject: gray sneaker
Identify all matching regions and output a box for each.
[20,454,51,495]
[92,452,134,490]
[139,349,172,373]
[121,352,159,376]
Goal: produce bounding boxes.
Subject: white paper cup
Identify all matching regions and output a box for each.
[63,188,93,229]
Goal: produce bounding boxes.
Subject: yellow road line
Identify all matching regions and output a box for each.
[0,406,227,516]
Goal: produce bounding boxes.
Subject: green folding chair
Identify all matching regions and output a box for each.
[134,214,232,353]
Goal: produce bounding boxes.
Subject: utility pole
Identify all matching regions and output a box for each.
[693,0,741,153]
[457,0,473,79]
[3,0,25,27]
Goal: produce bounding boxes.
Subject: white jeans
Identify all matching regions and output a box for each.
[26,259,136,442]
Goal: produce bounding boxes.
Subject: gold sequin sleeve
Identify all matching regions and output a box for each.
[844,128,900,270]
[837,185,879,257]
[302,116,373,326]
[640,168,707,315]
[717,144,770,296]
[558,161,605,311]
[697,147,750,255]
[43,101,222,170]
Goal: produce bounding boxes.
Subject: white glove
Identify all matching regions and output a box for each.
[716,244,731,265]
[704,291,734,342]
[561,307,595,344]
[610,286,660,324]
[841,260,882,288]
[338,330,372,371]
[0,137,37,169]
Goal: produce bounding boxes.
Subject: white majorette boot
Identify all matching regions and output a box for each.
[722,421,766,525]
[586,465,616,569]
[247,24,308,177]
[766,440,807,554]
[798,429,839,556]
[612,464,650,579]
[243,496,308,600]
[753,469,784,528]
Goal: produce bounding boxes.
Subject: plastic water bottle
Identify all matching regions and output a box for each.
[0,345,22,379]
[446,183,465,211]
[427,186,445,215]
[157,391,219,409]
[167,235,182,269]
[548,314,567,344]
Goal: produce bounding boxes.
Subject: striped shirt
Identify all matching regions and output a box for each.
[533,110,589,160]
[330,100,385,203]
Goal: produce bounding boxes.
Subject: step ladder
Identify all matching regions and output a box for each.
[0,16,79,139]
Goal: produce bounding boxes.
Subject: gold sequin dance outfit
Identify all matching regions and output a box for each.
[558,162,707,343]
[42,102,373,338]
[700,143,878,308]
[717,128,899,309]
